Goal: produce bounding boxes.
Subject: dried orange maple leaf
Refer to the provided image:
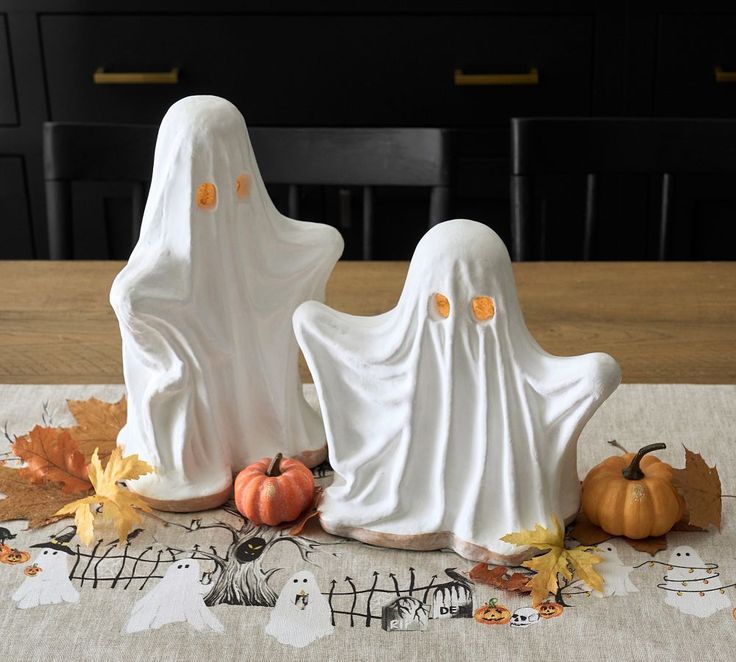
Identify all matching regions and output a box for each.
[0,465,80,528]
[12,426,92,494]
[65,396,127,464]
[672,447,722,530]
[469,564,532,593]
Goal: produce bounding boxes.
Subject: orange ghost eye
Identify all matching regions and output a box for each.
[235,173,252,200]
[433,293,450,319]
[196,182,217,210]
[472,296,495,321]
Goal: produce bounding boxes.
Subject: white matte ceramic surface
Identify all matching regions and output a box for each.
[110,96,343,506]
[294,219,620,563]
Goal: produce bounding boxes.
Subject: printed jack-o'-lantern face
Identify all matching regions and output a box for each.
[0,548,31,565]
[24,563,42,577]
[234,536,267,563]
[474,598,511,625]
[537,601,564,619]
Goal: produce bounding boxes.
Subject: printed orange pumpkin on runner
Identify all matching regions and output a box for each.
[234,453,315,526]
[474,598,511,625]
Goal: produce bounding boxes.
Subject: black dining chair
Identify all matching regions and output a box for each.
[510,117,736,261]
[43,123,451,259]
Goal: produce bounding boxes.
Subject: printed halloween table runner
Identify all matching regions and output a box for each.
[0,384,735,661]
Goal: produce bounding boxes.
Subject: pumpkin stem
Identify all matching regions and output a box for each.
[266,453,283,477]
[622,443,667,480]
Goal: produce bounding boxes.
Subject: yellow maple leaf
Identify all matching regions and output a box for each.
[501,516,604,606]
[501,515,564,551]
[55,447,154,546]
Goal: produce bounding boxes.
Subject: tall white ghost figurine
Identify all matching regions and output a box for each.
[12,545,79,610]
[110,95,343,510]
[265,570,334,648]
[294,219,620,563]
[663,546,731,618]
[126,559,223,633]
[588,542,638,597]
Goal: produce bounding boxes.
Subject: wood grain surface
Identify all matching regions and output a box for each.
[0,261,734,384]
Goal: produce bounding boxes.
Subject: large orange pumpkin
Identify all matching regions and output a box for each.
[234,453,315,526]
[581,443,684,539]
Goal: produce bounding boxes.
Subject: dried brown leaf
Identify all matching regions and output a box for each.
[569,514,612,546]
[66,396,127,464]
[625,536,668,556]
[0,465,81,528]
[289,486,323,536]
[469,564,532,593]
[12,426,92,494]
[672,447,722,530]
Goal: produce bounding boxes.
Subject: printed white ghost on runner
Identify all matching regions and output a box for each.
[126,559,223,633]
[662,546,731,618]
[265,570,334,647]
[12,545,79,610]
[589,542,639,597]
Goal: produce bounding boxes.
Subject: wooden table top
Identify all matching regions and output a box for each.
[0,261,734,384]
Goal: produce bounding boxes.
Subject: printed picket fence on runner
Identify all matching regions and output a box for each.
[67,540,215,591]
[325,568,466,627]
[67,542,466,627]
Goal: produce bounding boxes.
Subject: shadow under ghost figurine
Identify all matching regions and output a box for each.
[294,219,620,564]
[110,95,343,512]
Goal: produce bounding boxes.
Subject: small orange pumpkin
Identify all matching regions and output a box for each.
[537,601,564,619]
[474,598,511,625]
[0,547,31,565]
[24,563,42,577]
[582,443,684,539]
[234,453,315,526]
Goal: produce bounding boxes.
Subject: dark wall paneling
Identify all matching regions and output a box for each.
[0,157,34,257]
[0,14,18,125]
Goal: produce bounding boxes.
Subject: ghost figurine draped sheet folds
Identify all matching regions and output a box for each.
[294,219,620,564]
[110,96,343,511]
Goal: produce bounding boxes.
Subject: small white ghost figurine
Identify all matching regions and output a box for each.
[126,559,223,633]
[265,570,334,648]
[663,546,731,618]
[12,546,79,610]
[294,219,620,563]
[110,95,343,510]
[589,542,638,597]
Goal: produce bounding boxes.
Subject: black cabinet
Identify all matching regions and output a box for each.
[1,2,736,258]
[41,14,594,126]
[656,14,736,117]
[0,157,34,257]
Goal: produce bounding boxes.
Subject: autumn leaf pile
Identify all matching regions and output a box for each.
[0,396,153,545]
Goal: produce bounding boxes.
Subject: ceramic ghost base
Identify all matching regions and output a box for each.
[295,219,621,563]
[110,95,342,511]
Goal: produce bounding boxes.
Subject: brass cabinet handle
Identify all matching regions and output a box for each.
[454,67,539,86]
[714,66,736,83]
[93,67,180,85]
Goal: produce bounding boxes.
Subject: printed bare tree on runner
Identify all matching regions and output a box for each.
[165,502,339,607]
